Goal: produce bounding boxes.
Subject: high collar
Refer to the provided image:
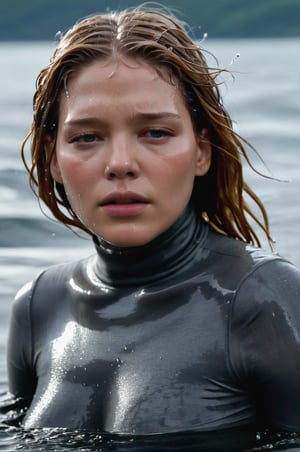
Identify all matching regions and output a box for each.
[92,206,208,288]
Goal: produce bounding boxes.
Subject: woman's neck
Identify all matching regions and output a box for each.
[92,206,208,287]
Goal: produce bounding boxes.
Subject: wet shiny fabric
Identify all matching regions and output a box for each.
[7,207,300,434]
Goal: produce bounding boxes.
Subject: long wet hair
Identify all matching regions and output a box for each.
[21,5,273,247]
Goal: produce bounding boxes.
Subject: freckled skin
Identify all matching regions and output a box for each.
[50,58,211,247]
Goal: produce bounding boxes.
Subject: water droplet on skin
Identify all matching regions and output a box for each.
[121,344,135,354]
[116,358,123,367]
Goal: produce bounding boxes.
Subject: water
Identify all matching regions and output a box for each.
[0,39,300,450]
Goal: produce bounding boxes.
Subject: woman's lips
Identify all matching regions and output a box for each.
[100,192,149,216]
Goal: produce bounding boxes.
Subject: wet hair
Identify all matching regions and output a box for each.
[21,5,273,247]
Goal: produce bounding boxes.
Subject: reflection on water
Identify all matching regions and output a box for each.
[0,426,300,451]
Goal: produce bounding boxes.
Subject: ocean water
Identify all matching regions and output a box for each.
[0,39,300,450]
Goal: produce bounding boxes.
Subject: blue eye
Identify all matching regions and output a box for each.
[69,133,101,146]
[146,129,170,139]
[149,129,164,138]
[77,134,97,143]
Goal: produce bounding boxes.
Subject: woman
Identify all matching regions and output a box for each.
[7,5,300,445]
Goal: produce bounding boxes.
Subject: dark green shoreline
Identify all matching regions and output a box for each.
[1,0,300,41]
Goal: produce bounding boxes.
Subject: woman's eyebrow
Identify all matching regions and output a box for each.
[64,112,182,128]
[64,117,105,128]
[133,112,182,121]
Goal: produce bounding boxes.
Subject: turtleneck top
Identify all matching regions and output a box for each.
[7,207,300,434]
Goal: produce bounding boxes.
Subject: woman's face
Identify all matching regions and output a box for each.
[51,57,211,247]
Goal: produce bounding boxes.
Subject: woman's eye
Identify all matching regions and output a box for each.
[144,129,171,139]
[70,133,99,144]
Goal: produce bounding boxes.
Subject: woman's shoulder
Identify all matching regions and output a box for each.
[211,232,300,322]
[12,254,94,311]
[204,226,293,271]
[199,227,297,293]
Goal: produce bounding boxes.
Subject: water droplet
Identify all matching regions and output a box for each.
[198,32,208,45]
[55,31,63,41]
[116,357,123,367]
[229,52,240,66]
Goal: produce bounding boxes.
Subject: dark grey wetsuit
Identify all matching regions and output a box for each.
[7,207,300,434]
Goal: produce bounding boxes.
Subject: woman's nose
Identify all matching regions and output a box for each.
[104,137,140,180]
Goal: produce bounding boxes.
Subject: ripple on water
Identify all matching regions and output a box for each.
[0,423,300,451]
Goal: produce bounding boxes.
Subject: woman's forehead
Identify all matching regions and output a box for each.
[58,58,185,120]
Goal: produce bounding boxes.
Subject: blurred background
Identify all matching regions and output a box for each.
[1,0,300,39]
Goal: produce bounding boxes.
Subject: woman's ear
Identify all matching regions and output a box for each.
[195,128,211,176]
[45,135,63,183]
